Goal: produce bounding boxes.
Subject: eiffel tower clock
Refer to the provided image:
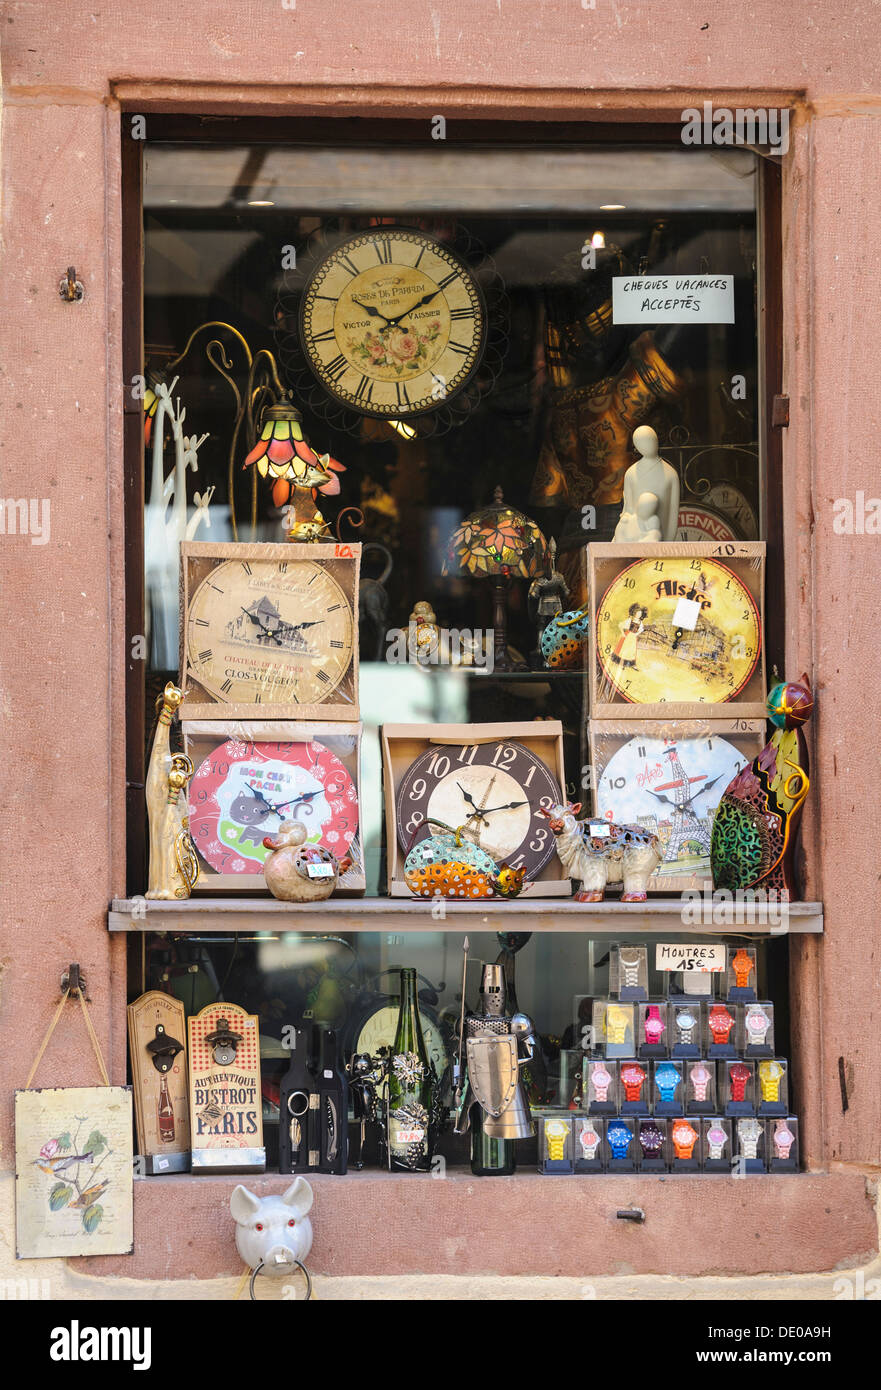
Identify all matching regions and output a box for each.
[588,720,765,892]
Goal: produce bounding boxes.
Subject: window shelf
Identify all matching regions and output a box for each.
[109,896,823,935]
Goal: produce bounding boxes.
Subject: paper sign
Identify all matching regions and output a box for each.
[588,820,611,838]
[613,275,735,325]
[672,596,701,631]
[655,943,726,973]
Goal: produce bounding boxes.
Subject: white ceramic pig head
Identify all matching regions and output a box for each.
[230,1178,314,1275]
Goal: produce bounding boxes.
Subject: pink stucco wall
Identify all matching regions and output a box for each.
[1,0,880,1277]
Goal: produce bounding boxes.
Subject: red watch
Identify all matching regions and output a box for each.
[728,1062,752,1103]
[708,1004,735,1044]
[619,1063,647,1102]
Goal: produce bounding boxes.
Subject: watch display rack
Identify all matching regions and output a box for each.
[536,1108,796,1174]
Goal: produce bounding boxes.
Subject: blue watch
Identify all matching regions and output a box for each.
[654,1063,682,1103]
[607,1122,633,1160]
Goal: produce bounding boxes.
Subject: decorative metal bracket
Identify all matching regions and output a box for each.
[58,267,84,302]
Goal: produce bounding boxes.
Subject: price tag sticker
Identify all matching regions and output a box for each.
[588,820,611,838]
[655,943,725,973]
[307,862,335,879]
[672,596,701,631]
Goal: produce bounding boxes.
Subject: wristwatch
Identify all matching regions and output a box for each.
[731,948,755,989]
[745,1005,771,1046]
[773,1120,795,1160]
[671,1120,699,1160]
[728,1062,752,1103]
[545,1118,569,1161]
[758,1059,785,1103]
[654,1062,682,1103]
[708,1004,735,1045]
[606,1004,631,1046]
[689,1063,712,1102]
[619,947,643,991]
[639,1122,664,1159]
[590,1063,613,1102]
[674,1008,697,1045]
[579,1124,602,1160]
[607,1122,633,1160]
[737,1116,762,1159]
[706,1124,728,1160]
[643,1004,666,1046]
[620,1063,647,1102]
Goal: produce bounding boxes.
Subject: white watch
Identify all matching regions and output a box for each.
[675,1009,697,1044]
[580,1125,601,1158]
[738,1117,762,1160]
[745,1006,770,1045]
[706,1125,728,1160]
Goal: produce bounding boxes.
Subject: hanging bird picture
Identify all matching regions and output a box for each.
[710,676,813,896]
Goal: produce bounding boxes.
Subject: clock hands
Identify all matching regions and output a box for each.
[385,287,444,328]
[481,799,530,816]
[351,297,392,326]
[248,783,322,818]
[457,782,490,827]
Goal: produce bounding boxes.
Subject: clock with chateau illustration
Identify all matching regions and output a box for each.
[588,720,765,891]
[179,541,359,720]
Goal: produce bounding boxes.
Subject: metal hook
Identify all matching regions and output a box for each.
[58,267,84,303]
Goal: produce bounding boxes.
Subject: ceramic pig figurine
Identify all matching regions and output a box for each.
[230,1178,314,1279]
[539,801,661,902]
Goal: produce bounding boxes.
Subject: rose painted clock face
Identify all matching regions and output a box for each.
[595,556,761,705]
[188,738,358,877]
[395,739,562,879]
[300,229,486,417]
[185,557,354,707]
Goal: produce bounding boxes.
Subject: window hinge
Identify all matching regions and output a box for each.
[771,394,790,428]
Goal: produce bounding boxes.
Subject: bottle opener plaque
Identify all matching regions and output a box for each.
[127,990,190,1174]
[187,1002,265,1173]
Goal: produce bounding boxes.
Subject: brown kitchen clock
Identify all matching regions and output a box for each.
[299,228,487,418]
[381,722,570,897]
[179,541,359,720]
[588,542,766,719]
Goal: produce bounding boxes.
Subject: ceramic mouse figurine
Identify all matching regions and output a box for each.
[262,821,352,902]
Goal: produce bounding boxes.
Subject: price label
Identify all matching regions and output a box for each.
[393,1129,425,1144]
[307,862,335,879]
[672,596,701,631]
[655,943,725,973]
[588,820,611,838]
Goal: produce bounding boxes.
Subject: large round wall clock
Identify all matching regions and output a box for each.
[595,556,761,705]
[184,556,354,708]
[187,737,359,878]
[594,732,750,887]
[351,996,451,1092]
[299,228,487,418]
[395,739,562,878]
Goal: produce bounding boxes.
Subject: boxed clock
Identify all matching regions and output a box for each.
[587,541,766,719]
[182,719,365,894]
[179,540,360,721]
[587,717,766,892]
[380,721,570,898]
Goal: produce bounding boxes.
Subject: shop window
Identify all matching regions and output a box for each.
[125,121,791,1174]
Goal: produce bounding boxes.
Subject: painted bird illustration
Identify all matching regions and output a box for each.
[710,677,813,896]
[70,1180,111,1208]
[33,1151,94,1176]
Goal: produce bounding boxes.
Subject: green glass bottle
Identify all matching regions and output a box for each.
[470,1111,516,1177]
[387,968,434,1172]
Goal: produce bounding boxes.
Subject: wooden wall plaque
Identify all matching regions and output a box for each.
[127,991,190,1174]
[187,1002,265,1173]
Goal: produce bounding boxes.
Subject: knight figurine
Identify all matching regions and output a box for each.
[454,964,536,1168]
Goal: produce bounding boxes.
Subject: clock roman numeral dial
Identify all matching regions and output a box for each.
[301,229,485,418]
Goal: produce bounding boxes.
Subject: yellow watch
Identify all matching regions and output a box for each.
[606,1005,631,1046]
[545,1118,569,1161]
[758,1059,784,1103]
